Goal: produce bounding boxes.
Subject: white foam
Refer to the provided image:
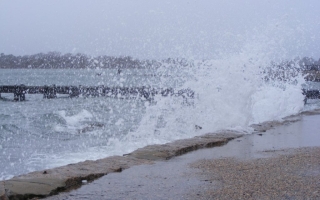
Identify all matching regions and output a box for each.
[251,83,305,123]
[55,109,93,132]
[122,22,308,148]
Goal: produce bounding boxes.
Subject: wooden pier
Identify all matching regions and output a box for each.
[302,89,320,104]
[0,85,318,103]
[0,85,194,101]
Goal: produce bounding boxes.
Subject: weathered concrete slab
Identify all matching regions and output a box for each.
[128,131,242,161]
[43,114,320,200]
[250,109,320,133]
[5,178,66,199]
[300,108,320,116]
[0,131,243,200]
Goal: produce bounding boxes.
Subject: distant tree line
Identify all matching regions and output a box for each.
[0,52,163,69]
[267,56,320,72]
[297,57,320,71]
[263,57,320,82]
[0,52,319,70]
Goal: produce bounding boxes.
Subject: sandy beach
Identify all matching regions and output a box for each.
[39,110,320,200]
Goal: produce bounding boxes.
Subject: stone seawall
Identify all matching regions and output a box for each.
[0,131,242,200]
[2,109,319,200]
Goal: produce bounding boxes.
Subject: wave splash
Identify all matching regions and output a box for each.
[1,21,310,180]
[125,25,307,149]
[129,59,304,146]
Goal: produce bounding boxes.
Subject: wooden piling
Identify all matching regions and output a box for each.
[1,84,319,103]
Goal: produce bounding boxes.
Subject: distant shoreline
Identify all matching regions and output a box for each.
[0,52,319,70]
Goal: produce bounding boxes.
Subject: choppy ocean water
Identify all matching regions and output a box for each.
[1,60,320,180]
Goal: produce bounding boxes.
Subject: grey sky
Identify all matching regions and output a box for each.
[0,0,319,59]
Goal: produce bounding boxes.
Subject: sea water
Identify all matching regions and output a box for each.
[1,32,320,181]
[0,62,317,181]
[0,67,191,180]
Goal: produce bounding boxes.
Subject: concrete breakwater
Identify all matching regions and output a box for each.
[2,109,319,199]
[0,85,194,101]
[0,131,242,200]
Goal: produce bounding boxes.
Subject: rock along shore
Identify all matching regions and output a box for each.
[1,109,319,200]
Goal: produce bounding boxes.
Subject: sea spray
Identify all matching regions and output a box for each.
[0,19,311,180]
[131,60,305,146]
[128,22,308,147]
[251,83,305,123]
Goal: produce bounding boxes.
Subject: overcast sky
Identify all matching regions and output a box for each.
[0,0,319,59]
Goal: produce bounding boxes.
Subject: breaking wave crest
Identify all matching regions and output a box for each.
[125,22,307,148]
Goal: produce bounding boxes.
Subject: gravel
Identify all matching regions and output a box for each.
[190,147,320,200]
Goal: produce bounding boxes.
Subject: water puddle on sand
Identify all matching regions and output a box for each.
[45,113,320,199]
[186,113,320,161]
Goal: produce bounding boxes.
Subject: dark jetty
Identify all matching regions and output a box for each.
[0,85,319,103]
[302,89,320,99]
[302,89,320,104]
[0,85,194,101]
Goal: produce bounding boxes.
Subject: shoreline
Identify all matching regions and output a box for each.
[1,109,320,199]
[45,109,320,199]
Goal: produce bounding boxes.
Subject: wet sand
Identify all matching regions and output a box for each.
[45,111,320,200]
[190,147,320,199]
